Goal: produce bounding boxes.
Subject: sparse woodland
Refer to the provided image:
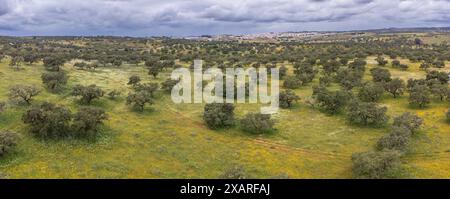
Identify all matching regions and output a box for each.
[0,33,449,179]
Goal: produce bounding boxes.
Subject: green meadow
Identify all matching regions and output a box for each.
[0,56,449,179]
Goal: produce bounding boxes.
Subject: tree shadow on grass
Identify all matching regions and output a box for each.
[24,125,118,147]
[128,106,157,116]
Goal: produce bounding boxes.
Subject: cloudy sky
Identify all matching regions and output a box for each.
[0,0,449,36]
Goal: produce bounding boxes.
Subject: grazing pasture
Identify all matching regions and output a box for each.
[0,34,449,178]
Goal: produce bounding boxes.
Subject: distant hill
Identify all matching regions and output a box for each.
[182,27,450,40]
[346,27,450,33]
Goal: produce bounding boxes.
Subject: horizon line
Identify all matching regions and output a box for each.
[1,26,449,38]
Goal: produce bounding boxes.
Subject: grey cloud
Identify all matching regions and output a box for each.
[0,0,12,16]
[200,0,377,23]
[0,0,449,36]
[0,8,7,16]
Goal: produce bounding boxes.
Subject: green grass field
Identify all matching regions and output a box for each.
[0,57,449,178]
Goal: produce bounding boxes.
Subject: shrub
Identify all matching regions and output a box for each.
[370,67,391,82]
[375,56,388,66]
[376,126,411,151]
[240,113,275,134]
[73,62,87,70]
[0,131,18,156]
[391,60,400,67]
[420,62,430,70]
[41,70,68,92]
[392,112,423,133]
[358,82,384,102]
[339,57,349,65]
[426,71,449,84]
[283,76,302,89]
[9,85,41,105]
[161,78,180,93]
[72,107,108,137]
[203,103,235,129]
[432,60,445,68]
[406,78,427,92]
[348,101,389,127]
[43,56,65,71]
[429,80,448,101]
[351,150,403,179]
[134,83,159,97]
[323,60,341,74]
[148,64,162,78]
[0,102,5,114]
[72,84,105,104]
[107,90,121,99]
[22,103,108,139]
[349,58,367,72]
[409,85,431,108]
[446,109,450,123]
[447,89,450,101]
[279,90,300,108]
[293,62,317,84]
[398,64,408,70]
[336,68,363,90]
[127,75,141,87]
[383,78,405,98]
[319,76,332,87]
[279,65,287,79]
[312,86,352,114]
[112,58,122,67]
[9,55,24,70]
[126,91,154,111]
[22,102,72,138]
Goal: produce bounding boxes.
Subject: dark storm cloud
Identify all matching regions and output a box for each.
[0,0,449,36]
[0,0,11,16]
[0,8,7,16]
